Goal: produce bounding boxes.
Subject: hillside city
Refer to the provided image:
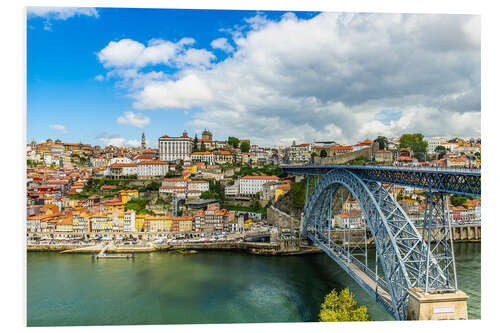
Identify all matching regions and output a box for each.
[26,130,481,244]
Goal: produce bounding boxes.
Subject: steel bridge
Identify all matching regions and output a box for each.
[282,164,481,320]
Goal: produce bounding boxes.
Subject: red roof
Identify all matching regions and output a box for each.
[110,163,137,168]
[138,160,167,165]
[330,146,353,150]
[241,176,280,180]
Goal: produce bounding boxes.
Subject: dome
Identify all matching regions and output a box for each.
[201,129,213,140]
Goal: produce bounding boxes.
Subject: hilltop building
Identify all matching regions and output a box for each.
[158,131,193,162]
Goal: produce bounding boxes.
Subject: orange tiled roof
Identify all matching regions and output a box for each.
[241,176,280,180]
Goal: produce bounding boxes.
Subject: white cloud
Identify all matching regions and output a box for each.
[133,74,213,109]
[99,12,481,146]
[116,111,151,128]
[97,37,213,69]
[94,74,105,81]
[48,124,68,134]
[210,37,234,53]
[27,7,99,20]
[97,133,141,147]
[177,48,215,67]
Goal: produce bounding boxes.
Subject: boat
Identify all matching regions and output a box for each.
[96,253,134,259]
[171,249,198,255]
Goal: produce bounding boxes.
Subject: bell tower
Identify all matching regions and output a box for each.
[141,132,146,149]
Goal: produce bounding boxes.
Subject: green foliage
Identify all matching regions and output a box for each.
[200,190,216,200]
[68,192,90,200]
[221,203,267,218]
[290,179,306,209]
[165,171,177,178]
[319,288,369,322]
[251,200,261,210]
[143,181,161,192]
[234,165,284,178]
[27,159,43,168]
[79,156,90,165]
[228,136,240,148]
[83,178,133,193]
[124,198,151,214]
[347,155,370,165]
[193,134,199,152]
[240,141,250,152]
[399,133,428,153]
[434,145,447,159]
[450,194,474,206]
[375,136,388,150]
[320,149,328,158]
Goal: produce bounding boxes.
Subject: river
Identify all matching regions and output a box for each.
[27,242,480,326]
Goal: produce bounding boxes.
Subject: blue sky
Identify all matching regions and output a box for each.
[27,7,480,148]
[27,7,319,147]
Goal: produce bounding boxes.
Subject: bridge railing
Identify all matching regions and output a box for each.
[281,163,481,175]
[313,229,391,294]
[312,229,396,313]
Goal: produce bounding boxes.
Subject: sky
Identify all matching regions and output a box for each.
[27,7,481,148]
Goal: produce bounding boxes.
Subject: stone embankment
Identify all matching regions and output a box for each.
[28,241,322,256]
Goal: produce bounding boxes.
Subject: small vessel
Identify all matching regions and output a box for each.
[172,249,198,255]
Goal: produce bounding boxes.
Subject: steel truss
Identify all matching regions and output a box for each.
[302,169,454,320]
[285,164,481,196]
[419,191,457,292]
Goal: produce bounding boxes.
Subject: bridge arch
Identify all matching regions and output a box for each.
[303,169,450,320]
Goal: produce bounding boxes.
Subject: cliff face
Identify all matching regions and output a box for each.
[273,184,304,220]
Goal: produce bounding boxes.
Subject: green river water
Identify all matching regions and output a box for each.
[27,242,480,326]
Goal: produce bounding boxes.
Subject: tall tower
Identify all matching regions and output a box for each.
[141,132,146,149]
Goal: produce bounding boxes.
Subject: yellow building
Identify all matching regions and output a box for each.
[136,214,146,232]
[182,164,197,179]
[177,216,193,232]
[244,219,253,230]
[118,190,139,204]
[146,216,172,232]
[275,183,291,201]
[56,216,73,232]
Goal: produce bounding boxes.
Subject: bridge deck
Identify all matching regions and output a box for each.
[283,164,480,196]
[309,232,395,317]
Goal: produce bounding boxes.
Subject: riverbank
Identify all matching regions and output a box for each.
[27,241,323,256]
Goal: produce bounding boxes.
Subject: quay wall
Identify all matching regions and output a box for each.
[27,241,319,256]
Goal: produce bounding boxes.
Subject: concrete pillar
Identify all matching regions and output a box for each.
[407,288,468,320]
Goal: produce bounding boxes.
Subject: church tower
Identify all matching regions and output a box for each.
[141,132,146,149]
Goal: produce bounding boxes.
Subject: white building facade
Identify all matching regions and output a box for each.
[159,132,193,162]
[137,160,168,177]
[239,176,280,195]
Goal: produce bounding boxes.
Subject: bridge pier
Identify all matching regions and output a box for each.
[407,288,468,320]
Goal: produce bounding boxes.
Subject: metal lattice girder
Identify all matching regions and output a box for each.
[284,165,481,196]
[302,169,449,320]
[419,192,458,293]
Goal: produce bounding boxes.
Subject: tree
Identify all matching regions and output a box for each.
[193,134,199,152]
[228,136,240,148]
[450,194,471,207]
[399,133,428,154]
[240,141,250,153]
[320,149,328,158]
[375,136,388,150]
[252,200,261,210]
[319,288,369,322]
[434,145,447,159]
